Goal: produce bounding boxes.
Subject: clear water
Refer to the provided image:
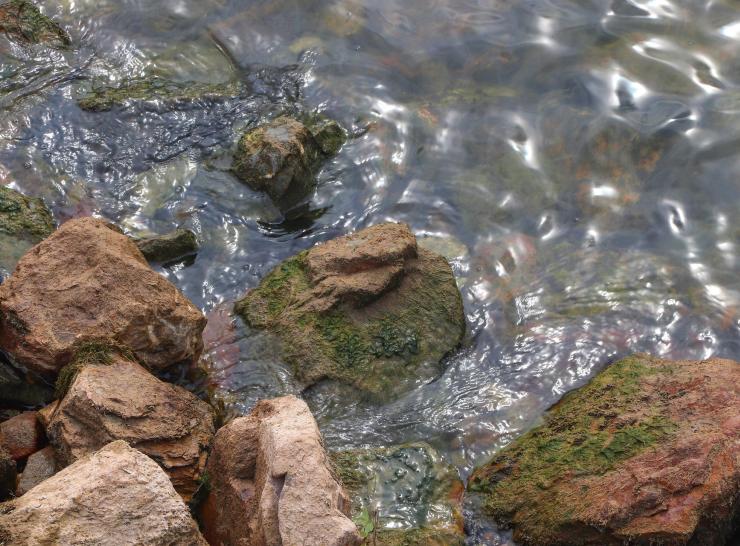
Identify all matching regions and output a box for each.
[2,0,739,541]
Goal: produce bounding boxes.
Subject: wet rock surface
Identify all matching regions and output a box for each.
[232,116,342,210]
[331,443,465,545]
[134,228,199,264]
[0,217,206,377]
[468,355,740,546]
[201,395,361,546]
[0,186,54,278]
[44,350,214,501]
[0,358,53,409]
[0,447,14,501]
[0,440,208,545]
[0,0,70,47]
[235,222,465,398]
[16,445,55,495]
[0,410,43,462]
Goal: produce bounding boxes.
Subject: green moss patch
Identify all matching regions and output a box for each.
[0,0,70,47]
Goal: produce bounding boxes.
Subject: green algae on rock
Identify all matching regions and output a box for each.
[0,185,54,276]
[134,228,198,264]
[330,443,465,546]
[234,223,465,398]
[0,0,70,47]
[468,355,740,546]
[77,78,245,112]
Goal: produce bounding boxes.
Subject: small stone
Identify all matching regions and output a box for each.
[16,445,55,495]
[134,228,198,264]
[308,117,346,155]
[0,411,44,462]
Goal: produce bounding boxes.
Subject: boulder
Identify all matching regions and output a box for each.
[0,410,44,461]
[16,445,55,495]
[134,228,198,264]
[201,395,361,546]
[0,217,206,377]
[0,440,208,545]
[0,0,70,47]
[0,447,15,501]
[0,186,54,278]
[468,355,740,546]
[232,116,343,209]
[331,443,465,545]
[235,223,465,398]
[44,350,214,501]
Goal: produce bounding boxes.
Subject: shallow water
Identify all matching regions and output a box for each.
[2,0,740,541]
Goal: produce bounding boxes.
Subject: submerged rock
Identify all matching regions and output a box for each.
[468,355,740,546]
[232,115,345,210]
[0,410,43,462]
[44,348,214,501]
[0,217,205,377]
[0,0,70,47]
[235,223,465,397]
[0,185,54,276]
[0,358,53,409]
[134,228,198,264]
[0,440,208,545]
[16,445,55,495]
[201,395,361,546]
[331,443,465,545]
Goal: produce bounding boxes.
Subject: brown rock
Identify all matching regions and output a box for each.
[201,395,361,546]
[468,355,740,546]
[0,411,44,462]
[45,354,214,501]
[0,217,206,377]
[16,445,55,495]
[0,440,208,545]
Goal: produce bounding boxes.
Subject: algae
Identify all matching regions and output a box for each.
[0,0,70,47]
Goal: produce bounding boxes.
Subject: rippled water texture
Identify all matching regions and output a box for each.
[2,0,740,538]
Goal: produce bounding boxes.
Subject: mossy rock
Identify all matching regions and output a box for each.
[330,443,465,546]
[0,186,54,275]
[134,228,198,264]
[77,78,245,112]
[234,224,465,398]
[0,0,70,47]
[467,355,740,545]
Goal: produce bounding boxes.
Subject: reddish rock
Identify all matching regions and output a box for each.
[468,355,740,546]
[201,395,361,546]
[0,411,44,462]
[0,440,207,545]
[16,445,55,495]
[45,353,214,501]
[0,217,206,377]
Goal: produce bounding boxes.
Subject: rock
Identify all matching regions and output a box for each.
[232,116,332,209]
[0,411,43,462]
[0,186,54,277]
[0,447,15,501]
[0,217,206,377]
[201,395,361,546]
[16,445,54,495]
[77,78,245,112]
[0,440,208,545]
[468,355,740,546]
[331,443,465,545]
[0,358,53,409]
[134,228,198,264]
[0,0,70,47]
[44,349,214,501]
[235,222,465,397]
[307,116,346,156]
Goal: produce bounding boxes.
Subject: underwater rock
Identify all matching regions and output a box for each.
[468,355,740,546]
[331,443,465,545]
[77,78,245,112]
[0,217,206,377]
[201,395,361,546]
[0,358,53,410]
[0,410,43,462]
[0,440,208,545]
[232,115,344,210]
[0,0,70,47]
[44,349,214,501]
[16,445,55,495]
[0,185,54,277]
[134,228,198,264]
[0,447,14,501]
[234,222,465,398]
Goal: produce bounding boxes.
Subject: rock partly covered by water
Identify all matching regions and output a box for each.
[0,186,54,276]
[235,222,465,397]
[0,0,70,47]
[0,217,205,377]
[232,115,345,209]
[331,443,465,545]
[43,348,214,501]
[0,440,207,545]
[468,355,740,546]
[201,395,361,546]
[134,228,199,264]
